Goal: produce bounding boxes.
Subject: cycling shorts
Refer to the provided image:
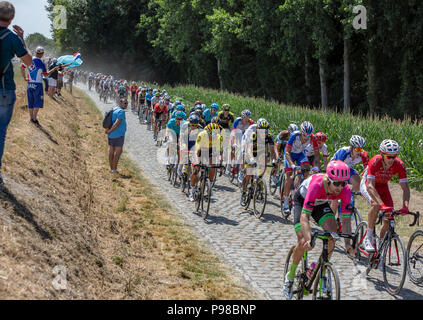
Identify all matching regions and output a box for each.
[284,152,310,172]
[292,190,336,232]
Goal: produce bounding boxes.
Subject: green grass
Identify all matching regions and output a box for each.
[157,83,423,191]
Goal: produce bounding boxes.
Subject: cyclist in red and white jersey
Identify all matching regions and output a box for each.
[360,139,410,252]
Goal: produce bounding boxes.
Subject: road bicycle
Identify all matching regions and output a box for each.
[241,163,274,219]
[407,225,422,285]
[194,164,223,220]
[284,229,357,300]
[268,160,283,196]
[355,210,419,295]
[153,117,167,145]
[280,166,312,219]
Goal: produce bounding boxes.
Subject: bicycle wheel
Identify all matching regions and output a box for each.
[195,179,205,213]
[407,230,423,284]
[382,234,407,295]
[351,208,363,233]
[253,179,267,219]
[269,174,277,196]
[243,185,253,210]
[283,245,306,300]
[312,262,340,300]
[172,166,179,187]
[203,180,212,220]
[354,221,368,262]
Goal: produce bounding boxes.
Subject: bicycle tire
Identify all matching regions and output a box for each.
[253,179,267,219]
[312,262,340,300]
[196,179,205,213]
[382,234,407,295]
[172,167,179,188]
[354,221,368,262]
[167,165,173,182]
[269,174,277,196]
[203,180,212,220]
[351,208,363,233]
[243,186,252,210]
[407,229,423,284]
[283,245,306,300]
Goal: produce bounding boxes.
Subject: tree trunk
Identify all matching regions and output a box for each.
[319,56,328,111]
[217,58,223,90]
[304,51,312,107]
[367,45,377,117]
[343,38,351,113]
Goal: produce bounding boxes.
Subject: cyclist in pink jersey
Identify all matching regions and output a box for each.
[283,160,353,300]
[360,139,410,252]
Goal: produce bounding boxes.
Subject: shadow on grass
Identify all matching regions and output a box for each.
[0,185,52,240]
[35,123,59,145]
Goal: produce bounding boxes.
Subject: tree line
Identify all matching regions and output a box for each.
[47,0,423,119]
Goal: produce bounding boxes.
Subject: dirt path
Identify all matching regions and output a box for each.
[79,84,423,300]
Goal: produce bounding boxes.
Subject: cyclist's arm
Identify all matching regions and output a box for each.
[366,177,384,205]
[399,181,410,208]
[300,212,312,248]
[284,147,295,167]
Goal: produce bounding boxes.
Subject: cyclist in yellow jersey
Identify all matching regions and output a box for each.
[189,123,223,201]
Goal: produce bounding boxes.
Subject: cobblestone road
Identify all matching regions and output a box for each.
[79,84,423,300]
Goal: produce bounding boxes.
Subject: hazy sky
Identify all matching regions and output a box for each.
[9,0,52,39]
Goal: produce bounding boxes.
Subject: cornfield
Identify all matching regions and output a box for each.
[157,83,423,191]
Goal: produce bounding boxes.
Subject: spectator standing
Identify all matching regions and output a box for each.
[19,46,59,125]
[105,98,128,173]
[47,58,59,98]
[0,1,33,184]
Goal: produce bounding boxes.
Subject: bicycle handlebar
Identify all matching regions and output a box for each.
[376,210,420,227]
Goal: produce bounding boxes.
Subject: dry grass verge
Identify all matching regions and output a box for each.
[0,71,258,299]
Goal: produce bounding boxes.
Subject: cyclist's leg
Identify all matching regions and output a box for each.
[377,184,393,239]
[349,170,361,192]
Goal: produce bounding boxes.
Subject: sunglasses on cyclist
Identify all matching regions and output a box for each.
[353,147,363,152]
[383,154,397,160]
[328,177,347,187]
[176,118,183,121]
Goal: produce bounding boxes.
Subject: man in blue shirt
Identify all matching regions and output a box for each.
[0,1,33,185]
[105,98,128,174]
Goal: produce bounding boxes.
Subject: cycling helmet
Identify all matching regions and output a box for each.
[300,121,314,135]
[176,105,185,111]
[195,100,202,106]
[257,118,270,129]
[148,88,152,92]
[379,139,400,155]
[175,111,186,120]
[174,100,181,106]
[189,114,199,125]
[349,135,366,148]
[210,103,219,110]
[315,132,327,143]
[326,160,350,181]
[155,92,160,97]
[241,109,251,118]
[222,104,230,111]
[205,123,220,133]
[288,123,298,133]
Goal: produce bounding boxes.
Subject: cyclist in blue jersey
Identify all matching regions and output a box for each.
[203,103,219,125]
[165,111,186,167]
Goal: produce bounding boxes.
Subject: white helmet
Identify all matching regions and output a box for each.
[288,123,298,133]
[350,135,366,148]
[379,139,400,155]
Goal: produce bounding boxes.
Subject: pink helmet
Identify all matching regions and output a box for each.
[326,160,350,181]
